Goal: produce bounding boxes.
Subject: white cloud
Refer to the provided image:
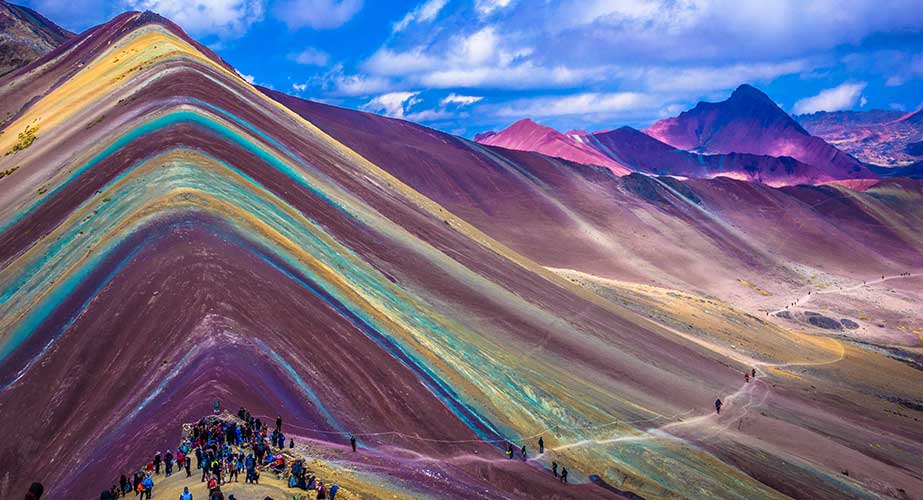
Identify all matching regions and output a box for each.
[361,91,422,118]
[311,64,394,96]
[363,26,605,90]
[883,53,923,87]
[549,0,923,64]
[405,109,453,122]
[235,69,256,83]
[475,0,513,15]
[793,82,867,114]
[273,0,362,29]
[441,93,483,106]
[292,83,308,92]
[860,96,868,107]
[288,47,330,66]
[494,92,655,118]
[364,48,440,76]
[393,0,447,32]
[124,0,264,39]
[642,60,809,93]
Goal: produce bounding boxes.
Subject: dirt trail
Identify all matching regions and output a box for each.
[770,272,922,316]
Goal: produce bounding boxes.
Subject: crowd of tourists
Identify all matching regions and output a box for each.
[95,403,341,500]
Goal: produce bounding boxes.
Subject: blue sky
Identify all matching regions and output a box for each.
[20,0,923,137]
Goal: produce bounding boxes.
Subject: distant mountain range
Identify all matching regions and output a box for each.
[477,84,898,185]
[796,108,923,167]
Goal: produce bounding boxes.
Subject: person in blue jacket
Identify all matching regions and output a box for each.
[141,475,154,500]
[329,484,339,500]
[180,486,193,500]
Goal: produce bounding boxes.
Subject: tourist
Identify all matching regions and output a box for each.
[24,482,44,500]
[350,435,357,453]
[329,484,339,500]
[538,436,544,454]
[179,486,192,500]
[316,481,327,499]
[715,398,723,415]
[552,461,558,477]
[560,467,568,484]
[141,475,154,500]
[506,444,514,459]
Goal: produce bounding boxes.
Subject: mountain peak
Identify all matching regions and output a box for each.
[729,83,773,103]
[475,118,631,174]
[646,84,873,180]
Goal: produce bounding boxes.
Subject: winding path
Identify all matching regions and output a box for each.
[770,272,922,316]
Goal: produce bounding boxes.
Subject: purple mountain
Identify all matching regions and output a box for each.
[646,84,876,180]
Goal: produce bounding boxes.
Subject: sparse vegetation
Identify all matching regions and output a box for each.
[0,166,20,179]
[5,124,39,156]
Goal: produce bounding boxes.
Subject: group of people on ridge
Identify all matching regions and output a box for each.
[97,404,340,500]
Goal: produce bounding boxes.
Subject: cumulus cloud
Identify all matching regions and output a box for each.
[363,26,604,89]
[288,47,330,66]
[793,82,867,114]
[274,0,362,29]
[494,92,656,118]
[124,0,264,39]
[441,93,483,106]
[361,91,422,118]
[475,0,513,15]
[641,60,809,93]
[309,64,394,96]
[393,0,447,32]
[546,0,923,64]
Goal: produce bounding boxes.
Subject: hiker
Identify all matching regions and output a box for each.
[180,486,193,500]
[506,444,514,459]
[119,475,129,495]
[317,481,327,499]
[276,416,283,432]
[350,435,357,453]
[214,400,221,414]
[25,482,44,500]
[185,455,192,477]
[744,372,750,383]
[329,484,339,500]
[245,454,256,483]
[552,461,558,477]
[289,438,295,449]
[154,452,162,475]
[715,398,723,415]
[165,450,174,476]
[560,467,568,484]
[751,368,756,378]
[520,445,527,460]
[141,475,154,500]
[538,436,544,454]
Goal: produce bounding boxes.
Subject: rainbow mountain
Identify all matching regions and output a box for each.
[1,9,923,500]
